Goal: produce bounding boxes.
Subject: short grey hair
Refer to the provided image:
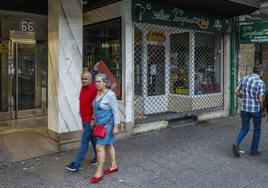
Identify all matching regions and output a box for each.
[95,73,111,88]
[81,71,92,79]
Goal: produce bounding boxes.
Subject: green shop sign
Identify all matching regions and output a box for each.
[132,0,230,33]
[240,22,268,44]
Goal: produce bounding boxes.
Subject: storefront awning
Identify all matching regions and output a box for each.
[0,0,260,17]
[145,0,260,18]
[0,0,122,15]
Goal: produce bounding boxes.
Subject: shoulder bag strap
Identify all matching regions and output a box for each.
[98,90,112,126]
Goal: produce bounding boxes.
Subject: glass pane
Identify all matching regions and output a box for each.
[170,33,189,95]
[194,33,222,95]
[0,41,9,112]
[39,42,48,108]
[147,44,165,96]
[17,43,41,110]
[134,27,143,96]
[83,18,122,99]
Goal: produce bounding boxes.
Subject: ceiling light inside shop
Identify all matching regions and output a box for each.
[101,43,110,48]
[101,43,120,49]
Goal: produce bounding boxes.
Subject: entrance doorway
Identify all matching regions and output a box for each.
[144,43,168,114]
[0,39,47,120]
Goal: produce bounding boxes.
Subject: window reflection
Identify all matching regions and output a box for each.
[170,32,189,95]
[83,18,122,99]
[194,33,222,95]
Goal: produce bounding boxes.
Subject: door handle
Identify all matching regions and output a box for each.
[8,64,15,76]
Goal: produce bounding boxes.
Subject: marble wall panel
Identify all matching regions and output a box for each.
[48,0,82,133]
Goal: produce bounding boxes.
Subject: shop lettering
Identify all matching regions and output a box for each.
[0,43,8,53]
[147,31,165,42]
[213,20,223,31]
[148,7,212,30]
[172,9,209,29]
[0,43,8,49]
[241,27,268,37]
[152,10,171,21]
[132,0,229,33]
[242,31,265,37]
[240,22,268,44]
[196,18,209,29]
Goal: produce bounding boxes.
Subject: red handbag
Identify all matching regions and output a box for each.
[93,124,107,138]
[93,117,113,138]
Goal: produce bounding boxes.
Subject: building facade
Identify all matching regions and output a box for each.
[82,0,236,128]
[0,0,260,153]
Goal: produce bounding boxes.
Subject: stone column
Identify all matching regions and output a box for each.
[122,0,134,126]
[224,34,231,113]
[48,0,82,138]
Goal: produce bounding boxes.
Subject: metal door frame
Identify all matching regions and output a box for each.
[0,40,12,120]
[13,39,45,119]
[0,39,45,120]
[143,30,168,114]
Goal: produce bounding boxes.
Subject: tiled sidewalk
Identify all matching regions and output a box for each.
[1,116,268,188]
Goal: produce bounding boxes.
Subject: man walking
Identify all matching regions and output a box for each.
[65,71,98,171]
[232,65,266,157]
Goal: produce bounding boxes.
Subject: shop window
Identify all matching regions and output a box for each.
[147,44,165,96]
[83,18,122,99]
[170,32,189,95]
[194,33,222,95]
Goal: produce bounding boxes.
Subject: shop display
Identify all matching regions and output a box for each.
[194,33,221,95]
[169,52,189,95]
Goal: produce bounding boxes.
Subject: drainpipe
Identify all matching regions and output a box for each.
[230,17,236,116]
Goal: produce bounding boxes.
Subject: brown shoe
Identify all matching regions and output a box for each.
[232,143,240,157]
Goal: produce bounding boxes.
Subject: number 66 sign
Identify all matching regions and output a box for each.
[19,18,35,32]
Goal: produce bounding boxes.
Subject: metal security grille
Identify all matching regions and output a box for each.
[134,23,224,121]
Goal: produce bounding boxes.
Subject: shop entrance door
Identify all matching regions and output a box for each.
[144,43,168,114]
[0,40,46,120]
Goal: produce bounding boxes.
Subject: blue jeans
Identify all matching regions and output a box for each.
[235,111,262,152]
[74,122,97,167]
